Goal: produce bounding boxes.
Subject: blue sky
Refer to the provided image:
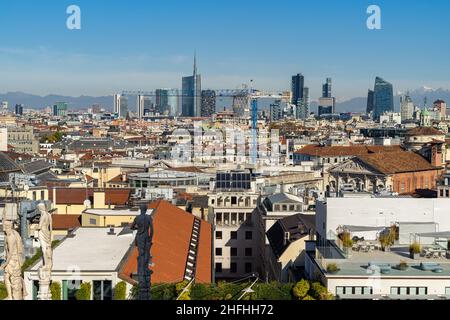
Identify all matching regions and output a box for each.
[0,0,449,100]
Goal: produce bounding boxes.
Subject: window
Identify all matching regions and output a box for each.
[89,218,96,225]
[93,280,112,300]
[215,263,222,273]
[216,212,222,225]
[230,263,237,273]
[231,197,237,205]
[231,248,238,257]
[41,191,45,200]
[216,231,222,240]
[245,231,253,240]
[231,213,237,225]
[390,287,427,296]
[336,287,373,296]
[245,248,252,257]
[230,231,237,240]
[245,263,252,273]
[215,248,222,256]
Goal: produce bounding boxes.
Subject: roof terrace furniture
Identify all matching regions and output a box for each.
[420,262,444,273]
[368,262,392,274]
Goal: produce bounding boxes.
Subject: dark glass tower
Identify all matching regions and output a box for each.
[367,89,375,114]
[373,77,394,120]
[182,55,201,117]
[291,73,304,105]
[322,78,332,98]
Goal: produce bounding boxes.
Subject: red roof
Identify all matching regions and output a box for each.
[49,188,132,206]
[52,214,81,230]
[295,144,403,157]
[119,200,212,284]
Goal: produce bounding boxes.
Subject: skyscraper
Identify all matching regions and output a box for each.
[291,73,304,105]
[155,89,169,115]
[367,89,375,115]
[137,95,146,119]
[182,55,201,117]
[15,104,24,116]
[114,94,128,119]
[269,99,283,122]
[373,77,394,120]
[400,94,414,122]
[318,78,335,116]
[296,87,310,120]
[201,90,216,117]
[53,102,68,117]
[322,77,332,98]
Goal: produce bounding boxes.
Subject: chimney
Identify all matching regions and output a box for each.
[107,226,116,235]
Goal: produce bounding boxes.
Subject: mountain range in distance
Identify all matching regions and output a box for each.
[1,86,450,114]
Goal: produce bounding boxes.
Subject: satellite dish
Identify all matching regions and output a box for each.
[84,199,91,208]
[23,185,30,192]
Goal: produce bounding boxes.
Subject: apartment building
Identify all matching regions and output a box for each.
[306,196,450,300]
[208,170,261,280]
[6,125,39,154]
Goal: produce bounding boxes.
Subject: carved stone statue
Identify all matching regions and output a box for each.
[36,203,53,300]
[0,209,27,300]
[130,204,154,300]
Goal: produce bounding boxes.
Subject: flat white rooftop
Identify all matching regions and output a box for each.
[30,227,135,272]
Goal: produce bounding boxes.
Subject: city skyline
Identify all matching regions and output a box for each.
[0,0,450,99]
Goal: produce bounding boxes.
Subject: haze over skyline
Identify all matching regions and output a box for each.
[1,0,450,100]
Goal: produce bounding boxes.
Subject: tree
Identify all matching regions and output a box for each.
[309,282,334,300]
[75,282,92,300]
[293,280,310,300]
[50,282,62,300]
[114,281,127,300]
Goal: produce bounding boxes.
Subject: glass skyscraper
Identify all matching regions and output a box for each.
[322,77,332,98]
[366,89,375,114]
[182,56,201,117]
[373,77,394,120]
[291,73,304,105]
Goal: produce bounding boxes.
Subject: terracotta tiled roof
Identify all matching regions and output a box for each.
[119,200,212,284]
[357,151,439,174]
[49,188,132,205]
[295,144,402,157]
[52,214,81,230]
[107,174,127,183]
[407,127,444,136]
[105,189,132,205]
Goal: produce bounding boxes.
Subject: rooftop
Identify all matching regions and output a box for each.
[30,227,135,272]
[320,246,450,278]
[84,208,154,216]
[294,145,402,157]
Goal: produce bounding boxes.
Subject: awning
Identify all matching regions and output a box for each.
[342,225,386,232]
[415,231,450,239]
